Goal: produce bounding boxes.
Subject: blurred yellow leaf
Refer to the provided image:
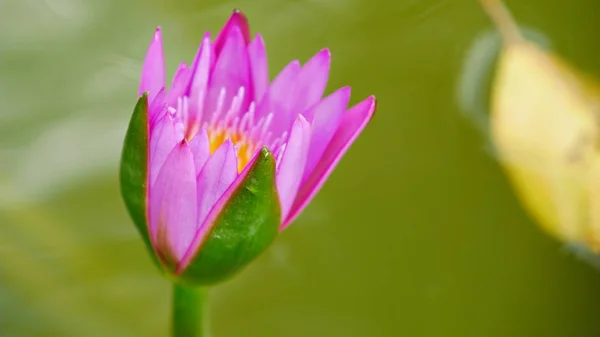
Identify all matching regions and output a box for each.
[481,0,600,250]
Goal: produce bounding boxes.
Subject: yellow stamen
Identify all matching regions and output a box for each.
[208,127,255,173]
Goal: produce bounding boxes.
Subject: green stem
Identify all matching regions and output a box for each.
[172,283,207,337]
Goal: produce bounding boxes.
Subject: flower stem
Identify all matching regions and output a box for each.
[172,283,207,337]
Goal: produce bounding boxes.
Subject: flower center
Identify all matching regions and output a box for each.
[174,86,287,173]
[207,127,256,173]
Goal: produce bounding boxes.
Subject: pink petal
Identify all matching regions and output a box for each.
[276,115,312,223]
[186,33,213,93]
[149,142,198,265]
[166,62,190,107]
[139,27,165,103]
[150,114,179,186]
[303,86,350,180]
[148,88,166,128]
[205,26,251,119]
[295,49,331,115]
[214,10,251,55]
[248,34,269,103]
[186,34,213,124]
[188,128,210,175]
[283,96,376,228]
[177,148,263,272]
[257,60,301,136]
[196,139,238,228]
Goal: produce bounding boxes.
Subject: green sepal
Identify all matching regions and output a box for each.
[119,93,163,273]
[177,147,281,286]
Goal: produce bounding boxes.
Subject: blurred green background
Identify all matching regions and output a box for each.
[2,0,600,336]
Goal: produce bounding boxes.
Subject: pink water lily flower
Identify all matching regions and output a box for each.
[134,10,375,277]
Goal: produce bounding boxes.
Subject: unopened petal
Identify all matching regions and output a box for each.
[187,35,213,124]
[248,34,269,103]
[206,26,251,118]
[283,96,375,228]
[276,115,312,223]
[166,62,190,107]
[196,139,238,227]
[214,10,251,55]
[149,142,198,265]
[139,27,165,103]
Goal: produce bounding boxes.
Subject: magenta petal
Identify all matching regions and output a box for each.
[186,33,213,93]
[295,49,331,115]
[148,88,167,128]
[303,86,351,180]
[187,35,213,123]
[257,60,301,136]
[188,128,210,174]
[149,142,198,264]
[248,34,269,103]
[206,26,251,118]
[276,115,311,223]
[150,114,179,186]
[196,139,238,228]
[283,96,376,228]
[214,10,251,55]
[139,28,165,103]
[166,62,190,107]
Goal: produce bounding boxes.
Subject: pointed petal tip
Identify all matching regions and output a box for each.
[291,112,311,133]
[339,85,352,96]
[355,95,377,116]
[354,95,377,123]
[232,8,245,15]
[215,9,251,51]
[151,27,163,46]
[305,49,330,67]
[218,138,237,158]
[140,28,165,100]
[223,138,235,152]
[254,33,265,42]
[318,48,331,59]
[296,112,310,126]
[367,95,377,115]
[229,9,249,27]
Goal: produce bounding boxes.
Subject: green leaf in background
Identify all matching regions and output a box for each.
[119,93,163,273]
[178,147,281,286]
